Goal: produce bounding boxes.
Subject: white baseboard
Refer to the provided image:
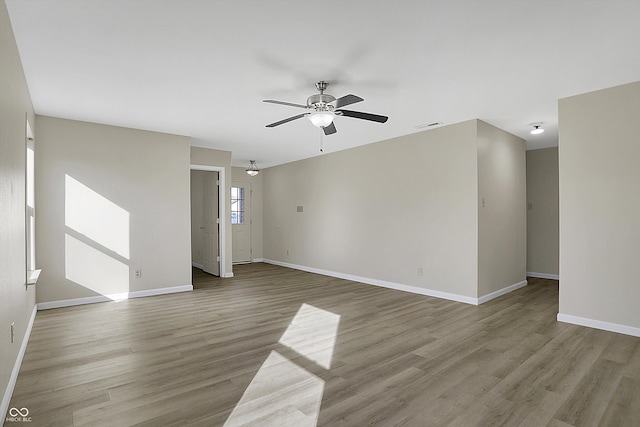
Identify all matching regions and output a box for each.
[252,258,265,263]
[1,305,37,421]
[263,260,528,306]
[37,284,193,310]
[193,264,232,278]
[527,271,559,280]
[477,280,528,304]
[557,313,640,337]
[263,259,484,305]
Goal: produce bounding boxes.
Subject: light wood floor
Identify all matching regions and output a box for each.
[6,263,640,426]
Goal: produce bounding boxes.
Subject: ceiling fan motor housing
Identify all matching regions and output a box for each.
[307,93,336,110]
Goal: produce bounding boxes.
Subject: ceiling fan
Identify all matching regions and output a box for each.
[263,81,388,135]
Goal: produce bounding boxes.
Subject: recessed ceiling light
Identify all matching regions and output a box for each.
[531,124,544,135]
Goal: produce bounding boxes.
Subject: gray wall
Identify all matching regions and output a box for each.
[0,0,36,415]
[477,121,527,296]
[35,116,192,303]
[559,81,640,332]
[526,147,559,277]
[263,119,525,301]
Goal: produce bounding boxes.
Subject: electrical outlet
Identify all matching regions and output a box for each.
[417,268,424,276]
[135,269,142,278]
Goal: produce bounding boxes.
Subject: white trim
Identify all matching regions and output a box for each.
[477,280,528,304]
[190,164,227,278]
[252,258,265,263]
[263,260,528,305]
[1,305,37,421]
[263,259,480,305]
[527,271,559,280]
[557,313,640,337]
[192,262,204,269]
[223,272,234,278]
[37,284,193,310]
[26,268,41,285]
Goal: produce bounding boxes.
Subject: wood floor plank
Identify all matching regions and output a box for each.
[5,265,640,426]
[598,375,640,427]
[553,358,625,426]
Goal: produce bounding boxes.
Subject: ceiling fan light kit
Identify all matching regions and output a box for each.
[264,81,388,136]
[308,110,335,128]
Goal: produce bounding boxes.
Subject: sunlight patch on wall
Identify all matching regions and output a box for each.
[278,303,341,369]
[224,350,324,427]
[65,174,130,259]
[65,234,129,299]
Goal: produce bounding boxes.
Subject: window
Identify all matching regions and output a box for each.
[26,140,34,269]
[231,186,245,224]
[26,119,40,284]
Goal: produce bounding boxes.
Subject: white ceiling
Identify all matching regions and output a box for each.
[6,0,640,168]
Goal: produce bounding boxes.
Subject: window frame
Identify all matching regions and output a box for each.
[231,186,245,225]
[26,119,40,285]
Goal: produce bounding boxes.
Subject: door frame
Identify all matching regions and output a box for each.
[190,164,228,278]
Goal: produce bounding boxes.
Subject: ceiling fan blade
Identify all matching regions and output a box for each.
[323,122,337,135]
[337,109,388,123]
[334,94,364,109]
[263,99,308,109]
[266,113,308,127]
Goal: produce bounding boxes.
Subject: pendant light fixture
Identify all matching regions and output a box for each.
[246,160,260,176]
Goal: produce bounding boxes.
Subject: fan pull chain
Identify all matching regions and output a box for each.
[319,129,324,153]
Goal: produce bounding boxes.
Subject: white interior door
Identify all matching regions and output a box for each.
[203,173,220,275]
[231,183,252,263]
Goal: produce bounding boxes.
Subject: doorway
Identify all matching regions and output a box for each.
[190,165,227,277]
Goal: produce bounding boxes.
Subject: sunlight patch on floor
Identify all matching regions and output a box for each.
[278,303,340,369]
[224,350,324,427]
[224,303,340,426]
